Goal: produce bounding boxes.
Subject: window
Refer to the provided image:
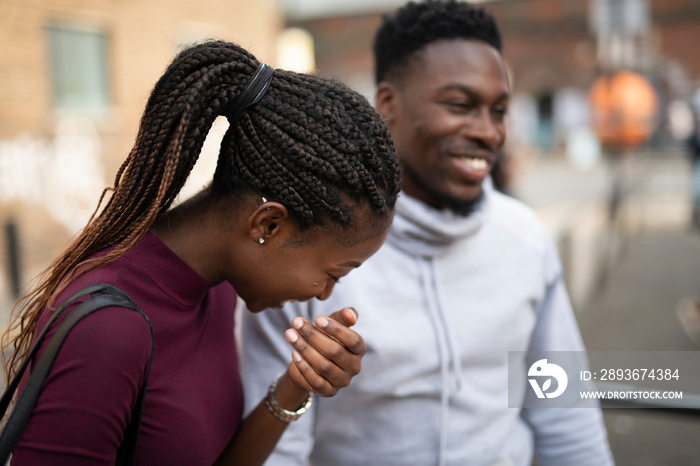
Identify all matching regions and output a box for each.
[47,25,110,110]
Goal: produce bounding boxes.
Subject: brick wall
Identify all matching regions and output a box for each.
[0,0,281,138]
[289,0,700,98]
[0,0,282,300]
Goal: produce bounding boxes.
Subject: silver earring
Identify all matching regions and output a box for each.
[258,237,265,244]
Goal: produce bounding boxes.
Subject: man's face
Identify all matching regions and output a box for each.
[376,39,510,211]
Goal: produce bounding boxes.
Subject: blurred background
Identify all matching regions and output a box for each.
[1,0,699,464]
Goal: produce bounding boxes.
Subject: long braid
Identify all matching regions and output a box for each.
[3,40,399,382]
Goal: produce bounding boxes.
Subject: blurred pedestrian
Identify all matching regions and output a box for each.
[676,295,700,346]
[241,1,614,465]
[677,110,700,345]
[686,113,700,230]
[491,149,516,197]
[1,40,400,465]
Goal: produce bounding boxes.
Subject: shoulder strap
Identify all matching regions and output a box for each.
[0,284,154,466]
[0,283,109,415]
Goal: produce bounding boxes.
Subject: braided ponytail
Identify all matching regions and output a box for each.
[216,62,400,229]
[2,40,399,381]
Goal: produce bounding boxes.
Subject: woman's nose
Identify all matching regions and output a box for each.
[316,281,336,301]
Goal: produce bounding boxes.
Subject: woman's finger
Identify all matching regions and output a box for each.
[286,324,350,381]
[290,350,338,397]
[313,313,366,356]
[326,307,358,327]
[287,317,363,374]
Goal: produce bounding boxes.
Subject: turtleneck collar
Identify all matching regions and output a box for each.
[387,178,492,258]
[125,230,216,307]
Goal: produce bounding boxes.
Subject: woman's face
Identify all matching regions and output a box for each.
[237,222,390,313]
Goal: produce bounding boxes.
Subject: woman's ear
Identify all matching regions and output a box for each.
[247,201,289,244]
[375,81,400,124]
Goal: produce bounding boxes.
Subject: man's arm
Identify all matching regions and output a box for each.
[523,239,615,466]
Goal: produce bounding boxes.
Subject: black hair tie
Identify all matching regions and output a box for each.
[225,63,275,124]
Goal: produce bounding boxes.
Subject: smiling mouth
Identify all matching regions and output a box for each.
[458,156,490,170]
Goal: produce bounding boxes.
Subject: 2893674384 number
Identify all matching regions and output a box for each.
[599,368,679,381]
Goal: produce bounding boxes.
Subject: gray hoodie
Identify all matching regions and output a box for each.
[241,182,613,466]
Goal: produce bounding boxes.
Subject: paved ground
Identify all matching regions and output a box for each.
[513,149,700,465]
[576,227,700,466]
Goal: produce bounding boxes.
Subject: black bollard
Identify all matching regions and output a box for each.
[5,219,21,299]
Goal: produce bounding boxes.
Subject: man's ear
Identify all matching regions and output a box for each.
[375,81,400,124]
[247,202,289,244]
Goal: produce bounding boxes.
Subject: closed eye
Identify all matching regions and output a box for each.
[492,105,508,116]
[444,101,473,112]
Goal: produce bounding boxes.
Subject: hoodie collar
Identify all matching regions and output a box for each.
[387,178,492,258]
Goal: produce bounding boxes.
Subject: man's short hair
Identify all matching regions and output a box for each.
[373,0,502,84]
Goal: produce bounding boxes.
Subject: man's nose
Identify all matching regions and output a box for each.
[463,107,503,147]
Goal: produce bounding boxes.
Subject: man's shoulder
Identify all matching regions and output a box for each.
[489,189,540,220]
[487,190,550,247]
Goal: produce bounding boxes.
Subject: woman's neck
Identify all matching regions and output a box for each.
[151,188,231,284]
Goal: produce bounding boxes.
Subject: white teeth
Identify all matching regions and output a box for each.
[461,157,488,171]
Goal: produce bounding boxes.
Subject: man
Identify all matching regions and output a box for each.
[241,1,614,465]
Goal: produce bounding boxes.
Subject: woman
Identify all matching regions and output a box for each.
[2,40,400,465]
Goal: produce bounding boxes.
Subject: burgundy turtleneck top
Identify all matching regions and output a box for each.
[12,231,242,465]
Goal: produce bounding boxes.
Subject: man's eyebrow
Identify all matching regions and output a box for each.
[437,83,511,102]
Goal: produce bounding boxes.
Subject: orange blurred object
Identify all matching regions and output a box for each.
[589,70,659,149]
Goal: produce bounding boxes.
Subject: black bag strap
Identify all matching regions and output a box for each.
[0,283,109,415]
[0,283,154,466]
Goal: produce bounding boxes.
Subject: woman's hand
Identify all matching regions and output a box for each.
[214,308,365,466]
[283,307,365,397]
